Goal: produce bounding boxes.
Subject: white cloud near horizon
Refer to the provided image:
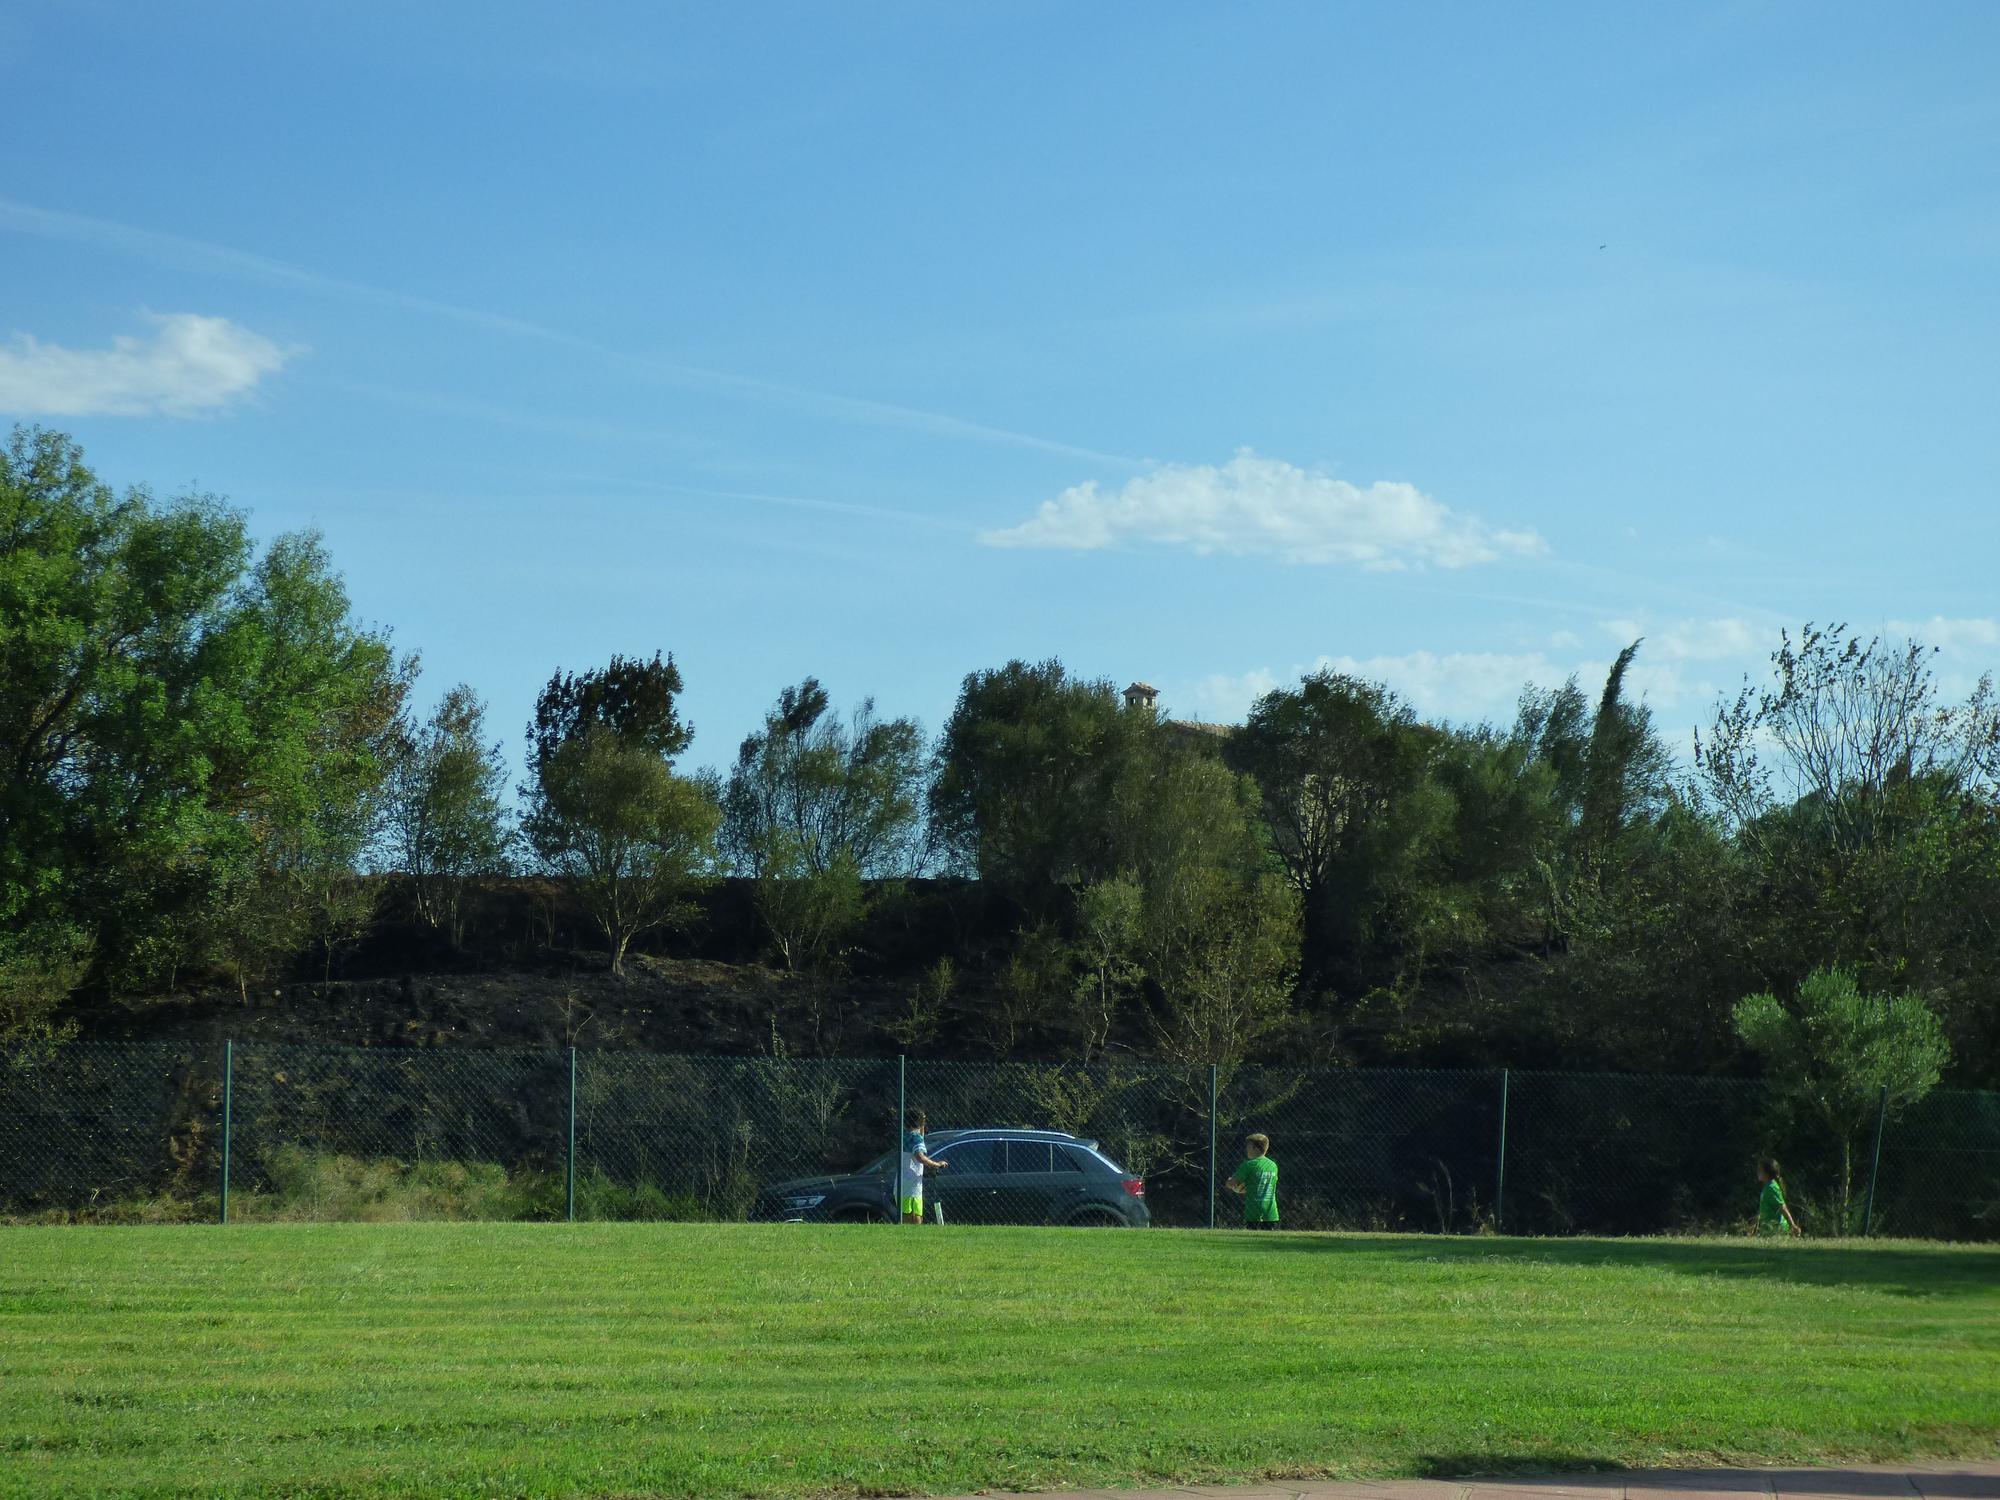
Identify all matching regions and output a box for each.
[0,313,294,417]
[1889,616,2000,656]
[1600,615,1763,661]
[1163,613,2000,767]
[981,450,1546,569]
[1183,651,1587,728]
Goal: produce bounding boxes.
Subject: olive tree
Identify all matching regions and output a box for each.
[386,685,513,948]
[1734,965,1952,1230]
[523,728,719,976]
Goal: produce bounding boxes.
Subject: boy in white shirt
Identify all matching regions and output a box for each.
[900,1109,948,1224]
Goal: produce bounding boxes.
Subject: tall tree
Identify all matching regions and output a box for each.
[1229,670,1449,997]
[722,678,927,971]
[722,677,927,879]
[524,654,716,975]
[1734,966,1952,1230]
[1698,624,2000,1066]
[527,651,692,776]
[930,659,1150,901]
[387,684,514,949]
[523,728,720,976]
[1,428,405,1000]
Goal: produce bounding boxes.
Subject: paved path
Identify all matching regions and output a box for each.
[947,1464,1999,1500]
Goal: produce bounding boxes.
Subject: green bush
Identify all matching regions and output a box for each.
[234,1147,564,1222]
[571,1169,707,1222]
[3,1191,213,1226]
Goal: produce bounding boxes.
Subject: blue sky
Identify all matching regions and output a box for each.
[4,2,1997,777]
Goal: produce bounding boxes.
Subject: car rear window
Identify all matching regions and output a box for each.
[1054,1146,1089,1173]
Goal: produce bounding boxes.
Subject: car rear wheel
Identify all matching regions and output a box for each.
[1064,1205,1131,1227]
[832,1205,892,1224]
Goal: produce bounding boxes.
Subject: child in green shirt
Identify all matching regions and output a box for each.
[1756,1157,1801,1237]
[1227,1133,1280,1229]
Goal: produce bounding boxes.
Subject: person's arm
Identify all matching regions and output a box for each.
[1783,1201,1802,1236]
[919,1151,948,1170]
[1225,1177,1245,1196]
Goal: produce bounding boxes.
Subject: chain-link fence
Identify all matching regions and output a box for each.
[4,1042,1997,1239]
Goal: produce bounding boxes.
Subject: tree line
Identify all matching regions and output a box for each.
[4,430,1994,1126]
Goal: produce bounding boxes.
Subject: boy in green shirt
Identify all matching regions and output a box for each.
[1227,1133,1280,1229]
[1756,1157,1801,1236]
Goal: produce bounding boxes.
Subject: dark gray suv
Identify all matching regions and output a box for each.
[753,1128,1149,1227]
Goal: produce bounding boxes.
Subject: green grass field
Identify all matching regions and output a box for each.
[3,1225,1996,1499]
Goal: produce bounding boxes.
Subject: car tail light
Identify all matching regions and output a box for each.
[1122,1177,1145,1196]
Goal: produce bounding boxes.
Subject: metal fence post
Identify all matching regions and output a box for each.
[219,1039,234,1226]
[1494,1068,1510,1235]
[1207,1064,1219,1229]
[566,1046,578,1223]
[1861,1082,1889,1237]
[897,1055,907,1226]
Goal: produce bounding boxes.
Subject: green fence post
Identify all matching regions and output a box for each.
[566,1046,578,1223]
[1207,1064,1219,1229]
[1494,1068,1510,1235]
[219,1039,234,1226]
[897,1055,907,1226]
[1861,1082,1889,1237]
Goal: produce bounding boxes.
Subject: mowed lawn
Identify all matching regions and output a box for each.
[3,1226,1997,1499]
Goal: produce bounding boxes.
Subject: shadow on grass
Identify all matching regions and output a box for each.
[1415,1456,2000,1493]
[1247,1233,1998,1299]
[1415,1452,1626,1479]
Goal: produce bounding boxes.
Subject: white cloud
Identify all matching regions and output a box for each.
[0,313,295,418]
[1600,615,1764,661]
[1888,616,2000,657]
[1186,652,1571,727]
[981,450,1546,569]
[1178,648,1719,732]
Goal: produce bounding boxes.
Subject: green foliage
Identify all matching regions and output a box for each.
[1071,876,1143,1056]
[1735,967,1951,1126]
[1231,670,1449,997]
[1,428,406,1001]
[722,677,927,879]
[1145,874,1301,1065]
[1736,965,1953,1227]
[723,678,926,970]
[523,728,721,974]
[527,650,692,774]
[930,658,1151,898]
[753,848,867,973]
[883,957,955,1051]
[0,922,88,1045]
[387,684,513,947]
[234,1147,558,1222]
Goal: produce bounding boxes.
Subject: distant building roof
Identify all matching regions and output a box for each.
[1164,718,1236,741]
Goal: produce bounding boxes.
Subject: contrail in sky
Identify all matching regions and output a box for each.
[0,195,1135,468]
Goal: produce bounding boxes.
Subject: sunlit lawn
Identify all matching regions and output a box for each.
[2,1223,1996,1498]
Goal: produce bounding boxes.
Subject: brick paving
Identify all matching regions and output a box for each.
[944,1463,2000,1500]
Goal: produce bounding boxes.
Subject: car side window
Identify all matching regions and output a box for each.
[937,1140,995,1173]
[1002,1140,1053,1173]
[1054,1146,1089,1173]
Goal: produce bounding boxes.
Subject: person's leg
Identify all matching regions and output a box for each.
[902,1193,923,1225]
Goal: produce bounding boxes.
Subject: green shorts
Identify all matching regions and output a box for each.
[900,1194,923,1218]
